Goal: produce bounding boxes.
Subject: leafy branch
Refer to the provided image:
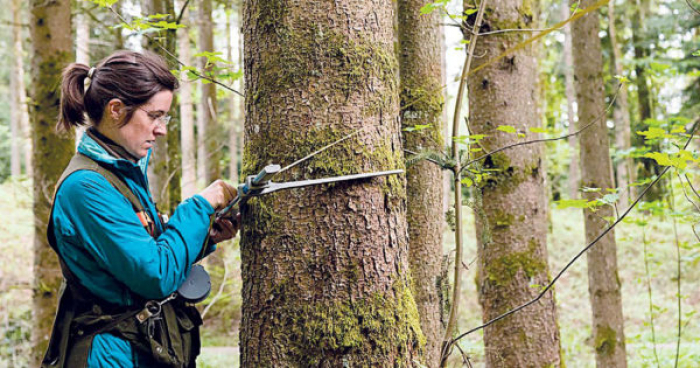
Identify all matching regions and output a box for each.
[442,118,700,355]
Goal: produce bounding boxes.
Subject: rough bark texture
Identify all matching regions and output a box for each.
[608,0,634,208]
[561,1,579,199]
[468,0,562,366]
[29,0,75,361]
[397,0,445,366]
[198,0,220,184]
[570,0,628,366]
[177,2,196,198]
[240,0,424,366]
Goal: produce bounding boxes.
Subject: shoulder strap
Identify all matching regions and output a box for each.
[55,153,144,212]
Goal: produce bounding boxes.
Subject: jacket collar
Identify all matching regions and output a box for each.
[77,128,150,175]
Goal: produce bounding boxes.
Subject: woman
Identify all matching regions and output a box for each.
[42,50,238,367]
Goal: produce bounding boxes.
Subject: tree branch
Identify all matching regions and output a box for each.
[444,118,700,353]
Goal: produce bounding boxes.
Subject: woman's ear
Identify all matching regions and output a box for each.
[106,98,124,122]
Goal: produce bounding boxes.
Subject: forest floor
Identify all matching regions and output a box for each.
[1,179,698,367]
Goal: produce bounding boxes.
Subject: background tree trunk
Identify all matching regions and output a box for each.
[570,0,628,366]
[198,0,219,184]
[561,0,579,200]
[608,0,634,208]
[10,0,22,177]
[74,6,90,145]
[397,0,444,365]
[632,0,661,202]
[177,0,197,198]
[143,0,180,213]
[240,0,424,365]
[29,0,74,362]
[228,1,242,184]
[468,0,562,366]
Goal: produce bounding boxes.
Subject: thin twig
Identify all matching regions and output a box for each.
[459,84,620,174]
[176,0,191,24]
[201,254,229,319]
[668,178,682,368]
[106,5,243,97]
[441,0,488,364]
[686,0,700,15]
[444,118,700,353]
[641,217,661,368]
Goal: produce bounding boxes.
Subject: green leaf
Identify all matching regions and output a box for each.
[419,0,448,14]
[637,127,671,140]
[555,199,595,209]
[649,62,671,73]
[693,50,700,57]
[497,125,516,134]
[87,0,119,7]
[461,177,474,187]
[528,127,548,133]
[614,75,629,83]
[464,7,478,15]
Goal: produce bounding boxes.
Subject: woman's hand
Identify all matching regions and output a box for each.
[199,180,237,211]
[209,213,240,244]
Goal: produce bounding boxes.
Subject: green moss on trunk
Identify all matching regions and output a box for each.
[594,325,617,356]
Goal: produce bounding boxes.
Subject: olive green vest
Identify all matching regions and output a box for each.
[42,153,202,368]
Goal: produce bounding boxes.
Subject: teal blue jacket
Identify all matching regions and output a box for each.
[51,133,215,367]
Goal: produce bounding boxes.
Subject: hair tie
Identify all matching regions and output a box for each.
[85,67,97,91]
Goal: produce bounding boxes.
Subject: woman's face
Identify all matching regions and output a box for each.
[116,90,173,159]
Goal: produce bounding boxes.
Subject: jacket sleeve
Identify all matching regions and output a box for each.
[56,171,215,300]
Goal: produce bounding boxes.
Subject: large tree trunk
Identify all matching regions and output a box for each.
[608,0,634,208]
[198,0,220,184]
[397,0,444,365]
[561,0,579,199]
[240,0,424,365]
[177,0,197,198]
[468,0,562,366]
[29,0,74,362]
[570,0,628,366]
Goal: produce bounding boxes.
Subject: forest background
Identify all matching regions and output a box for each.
[0,0,698,367]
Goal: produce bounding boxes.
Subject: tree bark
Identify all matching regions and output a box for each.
[29,0,74,362]
[198,0,220,184]
[561,1,579,200]
[608,0,634,208]
[177,0,197,198]
[570,0,628,366]
[228,1,242,184]
[397,0,445,365]
[468,0,562,366]
[240,0,424,365]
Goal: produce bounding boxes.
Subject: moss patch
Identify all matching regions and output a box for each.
[484,238,546,287]
[270,279,425,366]
[594,325,617,356]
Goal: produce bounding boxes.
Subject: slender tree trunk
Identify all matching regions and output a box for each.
[570,0,628,366]
[397,0,444,365]
[632,0,661,202]
[29,0,74,362]
[198,0,219,184]
[241,0,423,365]
[228,1,241,184]
[562,1,579,199]
[177,0,197,198]
[75,8,90,145]
[468,0,562,366]
[12,0,32,178]
[10,0,23,177]
[608,0,634,208]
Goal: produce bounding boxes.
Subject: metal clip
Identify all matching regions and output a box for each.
[136,293,177,324]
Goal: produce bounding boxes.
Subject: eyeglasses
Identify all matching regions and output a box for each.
[138,107,172,126]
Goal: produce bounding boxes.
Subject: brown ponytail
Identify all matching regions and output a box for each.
[58,63,91,132]
[57,50,179,132]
